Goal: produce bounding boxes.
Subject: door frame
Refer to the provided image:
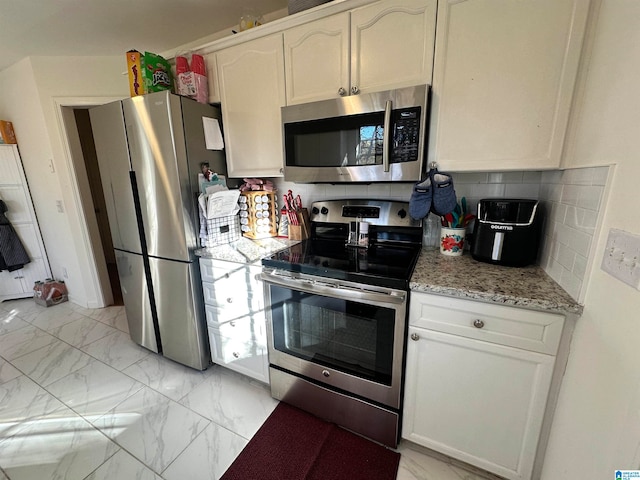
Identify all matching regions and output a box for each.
[53,96,123,308]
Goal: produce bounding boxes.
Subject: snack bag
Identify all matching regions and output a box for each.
[126,50,144,97]
[143,52,173,93]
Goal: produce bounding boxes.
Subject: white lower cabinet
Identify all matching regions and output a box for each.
[199,258,269,383]
[403,291,567,480]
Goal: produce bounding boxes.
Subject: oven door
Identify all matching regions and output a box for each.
[261,269,407,409]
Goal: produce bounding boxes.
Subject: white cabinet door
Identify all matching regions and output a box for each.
[216,34,287,178]
[402,326,555,480]
[284,12,350,105]
[204,52,220,104]
[428,0,590,171]
[351,0,437,94]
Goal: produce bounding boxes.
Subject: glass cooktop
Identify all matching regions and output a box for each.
[261,238,422,290]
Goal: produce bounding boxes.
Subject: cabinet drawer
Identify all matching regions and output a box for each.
[208,326,269,383]
[200,258,261,289]
[409,292,564,355]
[202,280,261,309]
[204,304,267,341]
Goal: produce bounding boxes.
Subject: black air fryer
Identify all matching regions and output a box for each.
[471,199,543,267]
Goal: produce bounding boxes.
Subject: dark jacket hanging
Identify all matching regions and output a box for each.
[0,199,30,272]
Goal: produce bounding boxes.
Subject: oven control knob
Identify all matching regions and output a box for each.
[410,333,420,341]
[312,207,320,215]
[398,208,407,219]
[322,369,330,377]
[321,207,329,215]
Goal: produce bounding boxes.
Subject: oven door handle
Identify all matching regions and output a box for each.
[261,271,406,305]
[382,99,392,173]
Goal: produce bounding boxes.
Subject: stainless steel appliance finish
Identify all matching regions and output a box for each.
[282,84,429,183]
[261,200,422,447]
[90,91,225,370]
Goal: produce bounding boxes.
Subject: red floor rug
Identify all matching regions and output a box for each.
[221,402,400,480]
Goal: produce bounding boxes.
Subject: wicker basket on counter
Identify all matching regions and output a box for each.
[239,191,278,239]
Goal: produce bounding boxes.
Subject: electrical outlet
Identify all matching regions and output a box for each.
[601,229,640,290]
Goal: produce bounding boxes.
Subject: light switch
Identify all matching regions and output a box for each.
[601,228,640,290]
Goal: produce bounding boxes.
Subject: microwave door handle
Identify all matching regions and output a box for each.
[383,100,392,173]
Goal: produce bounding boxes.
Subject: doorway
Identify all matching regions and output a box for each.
[60,104,123,307]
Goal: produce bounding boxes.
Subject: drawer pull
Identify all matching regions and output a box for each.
[410,333,420,341]
[473,319,485,329]
[230,321,236,327]
[322,369,330,377]
[232,352,239,358]
[226,297,233,304]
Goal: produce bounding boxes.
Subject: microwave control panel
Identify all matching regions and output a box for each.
[392,107,421,163]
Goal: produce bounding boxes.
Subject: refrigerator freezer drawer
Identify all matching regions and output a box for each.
[148,256,210,370]
[114,249,158,353]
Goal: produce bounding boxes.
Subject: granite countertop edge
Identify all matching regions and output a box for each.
[195,237,299,264]
[410,249,584,316]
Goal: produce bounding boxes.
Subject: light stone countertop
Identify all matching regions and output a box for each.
[195,236,299,264]
[410,248,583,315]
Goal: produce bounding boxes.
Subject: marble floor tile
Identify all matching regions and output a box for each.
[84,449,162,480]
[89,305,129,333]
[162,421,248,480]
[46,360,144,418]
[0,467,7,479]
[11,339,94,387]
[27,304,89,332]
[0,325,57,361]
[50,316,119,348]
[396,442,490,480]
[0,408,120,480]
[0,298,41,317]
[180,367,278,440]
[0,358,21,385]
[93,385,210,474]
[0,376,66,439]
[0,309,30,336]
[80,330,150,371]
[123,354,210,402]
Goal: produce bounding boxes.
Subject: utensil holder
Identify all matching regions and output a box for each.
[440,227,466,256]
[288,208,310,241]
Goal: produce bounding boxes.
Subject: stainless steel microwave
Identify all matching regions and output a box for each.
[281,84,430,183]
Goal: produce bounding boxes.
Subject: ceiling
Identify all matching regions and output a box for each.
[0,0,289,72]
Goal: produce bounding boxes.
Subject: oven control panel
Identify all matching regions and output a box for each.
[310,199,421,228]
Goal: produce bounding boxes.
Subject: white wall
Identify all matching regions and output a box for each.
[0,56,128,307]
[542,1,640,477]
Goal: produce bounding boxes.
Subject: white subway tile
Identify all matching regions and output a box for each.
[555,223,572,246]
[572,254,588,280]
[546,260,564,283]
[591,166,610,186]
[488,171,524,184]
[451,172,488,184]
[453,184,474,200]
[550,203,567,224]
[472,183,506,198]
[541,170,562,184]
[560,184,580,206]
[562,168,593,185]
[505,183,539,199]
[367,184,391,198]
[556,243,576,269]
[390,183,412,200]
[567,226,592,257]
[559,268,582,300]
[577,185,604,211]
[548,184,563,203]
[564,206,583,230]
[323,184,348,199]
[523,171,543,184]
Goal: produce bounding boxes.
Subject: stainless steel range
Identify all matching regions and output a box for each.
[261,199,422,447]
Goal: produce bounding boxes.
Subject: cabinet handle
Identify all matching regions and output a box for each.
[338,87,347,96]
[226,297,233,304]
[14,276,24,280]
[410,333,419,341]
[473,319,485,329]
[351,85,360,95]
[230,321,236,327]
[232,352,239,358]
[322,369,330,377]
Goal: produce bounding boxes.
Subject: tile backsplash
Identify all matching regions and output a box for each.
[271,165,610,302]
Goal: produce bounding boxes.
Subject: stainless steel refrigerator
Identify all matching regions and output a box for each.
[89,91,226,370]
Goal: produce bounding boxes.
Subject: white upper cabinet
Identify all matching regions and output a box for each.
[428,0,590,171]
[284,0,437,105]
[216,33,287,178]
[284,13,351,105]
[351,0,436,95]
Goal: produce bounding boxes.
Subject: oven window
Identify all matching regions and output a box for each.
[269,284,395,385]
